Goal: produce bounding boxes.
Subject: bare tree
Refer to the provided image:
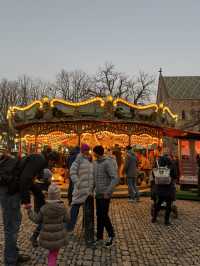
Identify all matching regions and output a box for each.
[56,69,92,101]
[90,63,155,104]
[56,70,70,100]
[0,79,21,150]
[90,62,129,98]
[18,75,58,102]
[17,75,34,105]
[127,71,155,104]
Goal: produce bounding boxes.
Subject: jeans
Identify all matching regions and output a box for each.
[127,177,140,200]
[68,197,94,244]
[69,204,81,231]
[68,178,74,205]
[0,186,22,266]
[96,198,114,240]
[83,196,94,244]
[31,223,42,240]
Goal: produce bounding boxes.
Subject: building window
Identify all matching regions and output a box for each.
[182,110,186,120]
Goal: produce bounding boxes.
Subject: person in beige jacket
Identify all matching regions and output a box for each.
[26,183,69,266]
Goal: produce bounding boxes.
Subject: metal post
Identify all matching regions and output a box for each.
[78,134,81,146]
[129,135,131,146]
[35,134,38,153]
[19,132,22,158]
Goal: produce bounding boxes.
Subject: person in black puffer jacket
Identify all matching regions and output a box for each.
[151,154,177,226]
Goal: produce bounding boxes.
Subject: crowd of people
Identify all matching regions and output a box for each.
[0,143,179,266]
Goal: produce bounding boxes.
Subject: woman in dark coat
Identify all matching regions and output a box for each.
[152,154,177,226]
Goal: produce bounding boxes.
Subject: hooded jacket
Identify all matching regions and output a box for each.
[93,156,119,197]
[70,153,94,205]
[28,201,68,250]
[124,151,138,178]
[19,154,48,204]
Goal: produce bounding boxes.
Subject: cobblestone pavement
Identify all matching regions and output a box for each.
[1,198,200,266]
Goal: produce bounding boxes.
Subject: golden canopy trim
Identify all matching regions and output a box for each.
[50,97,105,108]
[113,98,178,120]
[7,96,105,119]
[7,96,178,124]
[7,100,43,119]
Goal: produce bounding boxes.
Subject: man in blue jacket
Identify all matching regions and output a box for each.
[123,146,140,202]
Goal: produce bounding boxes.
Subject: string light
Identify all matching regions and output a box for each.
[50,97,105,108]
[7,96,178,121]
[7,97,106,120]
[113,98,178,120]
[113,98,159,112]
[163,106,178,120]
[22,131,161,148]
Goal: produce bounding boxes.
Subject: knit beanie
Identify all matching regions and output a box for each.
[47,183,61,202]
[81,144,90,153]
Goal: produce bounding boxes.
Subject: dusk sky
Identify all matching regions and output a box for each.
[0,0,200,81]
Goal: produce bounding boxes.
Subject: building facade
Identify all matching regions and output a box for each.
[157,71,200,131]
[157,71,200,185]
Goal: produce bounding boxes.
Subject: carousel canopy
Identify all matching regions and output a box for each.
[7,96,178,137]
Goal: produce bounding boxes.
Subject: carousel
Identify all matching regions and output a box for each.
[7,95,178,189]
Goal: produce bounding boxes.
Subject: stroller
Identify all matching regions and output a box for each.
[151,200,178,219]
[150,180,178,220]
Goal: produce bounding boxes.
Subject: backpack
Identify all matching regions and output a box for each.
[152,160,171,185]
[0,156,19,186]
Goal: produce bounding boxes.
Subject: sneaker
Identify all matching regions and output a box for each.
[165,221,172,226]
[85,240,96,248]
[128,199,135,203]
[105,237,114,248]
[94,239,104,246]
[17,254,30,263]
[68,231,75,241]
[30,236,38,247]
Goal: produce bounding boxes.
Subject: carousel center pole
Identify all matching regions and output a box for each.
[128,134,131,146]
[18,132,22,158]
[35,128,38,153]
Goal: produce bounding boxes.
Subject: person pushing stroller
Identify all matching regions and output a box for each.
[151,154,177,226]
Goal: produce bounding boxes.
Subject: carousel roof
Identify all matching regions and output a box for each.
[7,96,178,131]
[7,96,200,140]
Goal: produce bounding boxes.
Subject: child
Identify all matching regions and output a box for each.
[30,168,53,247]
[26,183,69,266]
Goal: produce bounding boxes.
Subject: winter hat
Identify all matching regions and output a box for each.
[81,144,90,153]
[47,183,61,202]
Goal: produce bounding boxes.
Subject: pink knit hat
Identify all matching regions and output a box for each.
[81,144,90,153]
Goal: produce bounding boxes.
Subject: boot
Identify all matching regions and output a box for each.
[165,213,171,226]
[165,220,171,226]
[30,233,39,247]
[151,203,157,223]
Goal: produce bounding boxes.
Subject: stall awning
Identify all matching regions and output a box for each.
[163,127,200,140]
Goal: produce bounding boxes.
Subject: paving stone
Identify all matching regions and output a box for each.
[1,198,200,265]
